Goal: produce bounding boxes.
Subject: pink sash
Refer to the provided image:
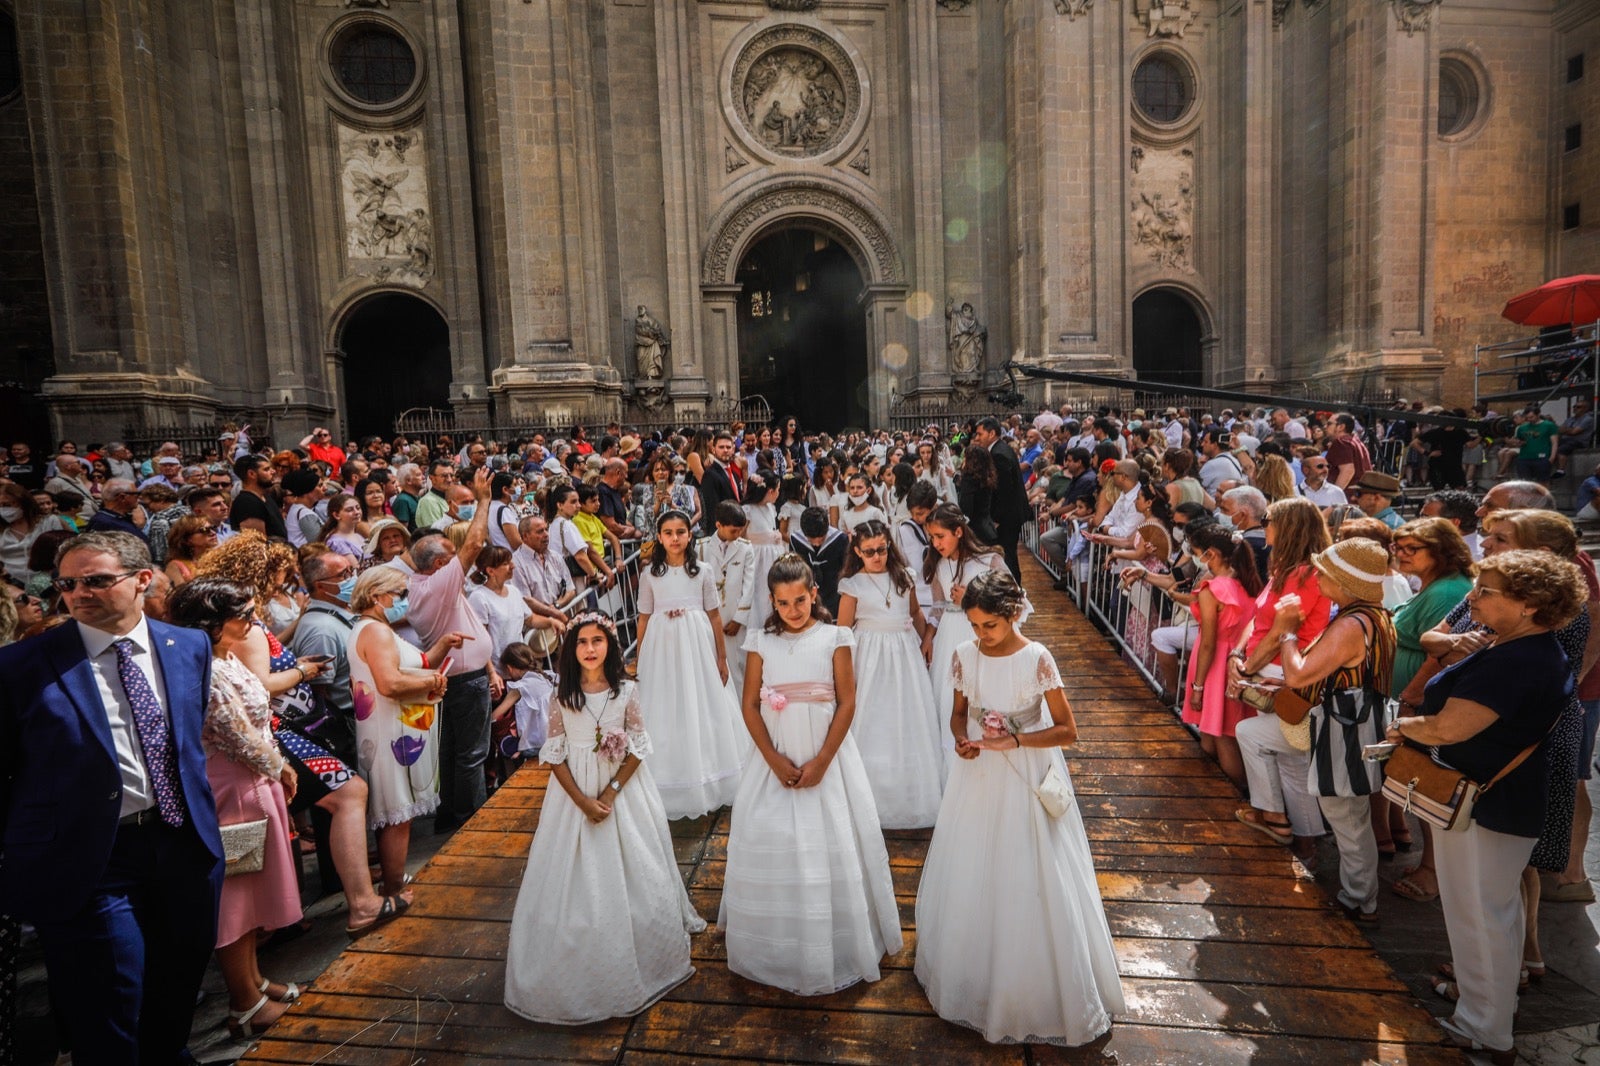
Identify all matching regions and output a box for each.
[760,681,836,710]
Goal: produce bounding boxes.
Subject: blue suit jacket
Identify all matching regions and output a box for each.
[0,618,223,923]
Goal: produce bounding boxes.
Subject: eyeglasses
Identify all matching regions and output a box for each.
[858,546,889,557]
[1467,583,1508,599]
[11,594,37,607]
[53,572,140,593]
[197,526,218,536]
[1392,542,1425,556]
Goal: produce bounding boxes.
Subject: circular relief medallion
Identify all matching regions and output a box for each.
[731,26,862,160]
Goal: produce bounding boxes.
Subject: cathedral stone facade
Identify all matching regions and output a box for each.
[1,0,1596,440]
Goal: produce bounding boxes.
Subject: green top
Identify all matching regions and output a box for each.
[413,490,449,530]
[1517,418,1559,461]
[1389,570,1474,695]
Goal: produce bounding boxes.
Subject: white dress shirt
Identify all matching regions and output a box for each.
[77,616,173,819]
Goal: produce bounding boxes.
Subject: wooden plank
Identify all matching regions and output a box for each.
[1106,901,1370,949]
[1071,773,1241,798]
[404,883,518,921]
[1096,871,1333,910]
[1120,977,1448,1043]
[411,853,528,888]
[1111,937,1405,992]
[625,1001,1025,1065]
[433,830,534,858]
[665,960,934,1016]
[1029,1025,1467,1066]
[346,916,511,961]
[261,1012,622,1062]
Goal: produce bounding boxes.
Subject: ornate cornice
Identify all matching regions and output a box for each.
[767,0,820,10]
[1054,0,1093,18]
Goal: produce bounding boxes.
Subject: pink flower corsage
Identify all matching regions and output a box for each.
[760,685,788,711]
[665,608,687,620]
[596,730,629,762]
[980,710,1010,739]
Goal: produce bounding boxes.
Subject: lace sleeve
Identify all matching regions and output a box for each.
[539,703,569,765]
[203,661,283,779]
[1034,645,1064,698]
[622,683,653,758]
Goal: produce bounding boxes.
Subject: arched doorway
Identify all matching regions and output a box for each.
[737,227,869,430]
[338,292,451,439]
[1132,288,1206,387]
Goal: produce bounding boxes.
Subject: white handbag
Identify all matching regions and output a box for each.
[1001,751,1072,818]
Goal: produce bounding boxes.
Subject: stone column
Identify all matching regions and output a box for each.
[903,1,948,397]
[467,1,621,421]
[699,285,743,422]
[1239,0,1276,386]
[655,2,713,414]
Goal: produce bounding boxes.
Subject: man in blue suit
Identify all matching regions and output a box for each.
[0,531,222,1065]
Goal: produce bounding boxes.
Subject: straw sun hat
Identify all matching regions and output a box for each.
[1310,538,1389,604]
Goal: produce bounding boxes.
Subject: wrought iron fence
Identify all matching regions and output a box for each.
[1023,515,1193,720]
[121,411,276,465]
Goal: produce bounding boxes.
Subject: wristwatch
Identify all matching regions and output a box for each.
[608,780,621,794]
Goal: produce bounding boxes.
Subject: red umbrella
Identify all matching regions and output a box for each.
[1501,274,1600,327]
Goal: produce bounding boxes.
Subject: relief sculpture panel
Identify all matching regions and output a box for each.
[340,123,434,286]
[728,25,864,163]
[1130,145,1194,273]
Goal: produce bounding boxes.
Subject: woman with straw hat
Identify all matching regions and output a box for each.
[1260,538,1396,925]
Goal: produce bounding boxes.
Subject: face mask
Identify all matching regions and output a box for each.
[0,507,20,524]
[1172,526,1186,544]
[384,595,409,625]
[457,504,476,521]
[333,576,356,604]
[1214,513,1234,530]
[847,492,868,506]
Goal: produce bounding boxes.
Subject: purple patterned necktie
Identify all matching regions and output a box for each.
[113,638,186,827]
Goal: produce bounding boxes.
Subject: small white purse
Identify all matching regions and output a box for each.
[1000,751,1072,818]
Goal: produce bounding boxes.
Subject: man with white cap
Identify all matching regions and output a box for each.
[139,455,186,492]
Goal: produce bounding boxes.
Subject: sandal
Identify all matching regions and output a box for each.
[1542,878,1596,903]
[345,893,411,940]
[1392,830,1414,851]
[1432,979,1460,1002]
[1391,871,1439,903]
[258,978,301,1004]
[1437,1019,1515,1066]
[1438,961,1531,994]
[1234,808,1294,845]
[227,994,279,1039]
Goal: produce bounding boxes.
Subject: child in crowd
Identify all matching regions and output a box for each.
[702,501,755,702]
[575,483,623,570]
[915,570,1123,1046]
[777,474,809,541]
[1179,521,1263,791]
[924,502,1014,770]
[635,510,744,818]
[838,472,888,534]
[896,481,939,618]
[742,471,785,626]
[789,506,848,615]
[722,556,901,995]
[837,521,943,828]
[495,641,554,767]
[504,613,704,1024]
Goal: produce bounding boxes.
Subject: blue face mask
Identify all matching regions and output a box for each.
[457,504,476,521]
[334,575,356,604]
[384,595,408,625]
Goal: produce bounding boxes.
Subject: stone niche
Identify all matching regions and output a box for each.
[338,123,434,286]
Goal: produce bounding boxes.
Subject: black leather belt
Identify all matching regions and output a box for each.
[449,666,488,684]
[118,808,160,828]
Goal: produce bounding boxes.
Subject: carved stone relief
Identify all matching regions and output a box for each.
[342,0,389,6]
[725,141,749,174]
[1053,0,1094,18]
[850,149,870,176]
[1272,0,1291,26]
[1390,0,1442,36]
[767,0,820,9]
[1135,0,1197,37]
[1129,145,1194,273]
[340,124,433,285]
[702,182,903,284]
[936,0,974,10]
[730,26,862,161]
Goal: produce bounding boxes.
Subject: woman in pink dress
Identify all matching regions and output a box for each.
[168,577,304,1040]
[1180,522,1263,791]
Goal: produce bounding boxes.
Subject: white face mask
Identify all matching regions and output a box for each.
[847,492,869,506]
[0,506,19,524]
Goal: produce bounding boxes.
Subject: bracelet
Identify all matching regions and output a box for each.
[294,667,305,684]
[420,652,429,669]
[1278,632,1299,644]
[1012,734,1022,749]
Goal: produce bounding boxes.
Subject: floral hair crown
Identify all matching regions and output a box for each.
[568,611,617,638]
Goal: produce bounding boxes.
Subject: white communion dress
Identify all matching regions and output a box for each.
[927,552,1015,770]
[504,680,705,1025]
[636,563,744,819]
[838,572,944,828]
[915,640,1124,1047]
[719,623,903,995]
[741,501,785,626]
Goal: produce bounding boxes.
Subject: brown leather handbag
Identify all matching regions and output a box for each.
[1381,735,1548,833]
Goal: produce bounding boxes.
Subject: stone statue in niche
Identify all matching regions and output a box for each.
[341,124,434,285]
[743,49,847,155]
[634,305,669,379]
[945,299,987,376]
[1129,145,1195,273]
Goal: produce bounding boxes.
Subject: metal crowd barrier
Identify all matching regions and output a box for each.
[1023,516,1194,720]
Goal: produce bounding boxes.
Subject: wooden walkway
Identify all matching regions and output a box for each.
[241,555,1464,1065]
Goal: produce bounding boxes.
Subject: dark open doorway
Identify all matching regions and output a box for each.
[1132,288,1205,388]
[737,227,868,431]
[339,293,452,439]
